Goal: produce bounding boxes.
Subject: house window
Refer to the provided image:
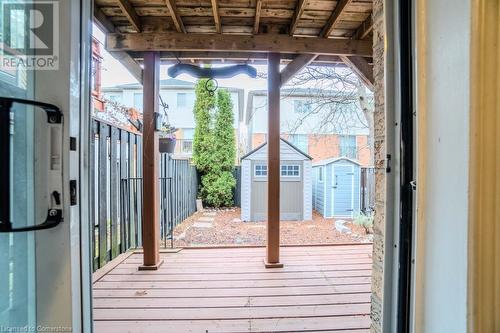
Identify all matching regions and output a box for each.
[318,166,324,182]
[181,128,194,153]
[339,135,357,159]
[281,165,300,177]
[289,134,308,153]
[133,93,143,111]
[294,100,312,114]
[254,165,267,177]
[177,93,187,107]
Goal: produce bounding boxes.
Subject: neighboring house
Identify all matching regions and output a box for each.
[244,89,373,166]
[240,138,313,222]
[103,78,244,159]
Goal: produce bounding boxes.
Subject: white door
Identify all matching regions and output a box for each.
[0,0,92,331]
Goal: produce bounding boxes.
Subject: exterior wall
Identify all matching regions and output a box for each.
[370,0,386,331]
[249,94,370,136]
[251,133,266,149]
[308,134,340,161]
[240,159,252,221]
[356,135,371,166]
[302,160,312,220]
[103,87,241,129]
[312,167,326,215]
[414,0,471,331]
[251,133,372,166]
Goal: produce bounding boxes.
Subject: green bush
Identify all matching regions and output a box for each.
[200,171,236,207]
[353,212,374,233]
[192,79,236,207]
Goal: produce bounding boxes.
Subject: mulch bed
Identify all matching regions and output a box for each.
[172,208,373,247]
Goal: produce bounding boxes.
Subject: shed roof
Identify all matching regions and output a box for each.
[241,137,313,161]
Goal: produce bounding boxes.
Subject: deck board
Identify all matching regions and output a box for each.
[93,244,372,332]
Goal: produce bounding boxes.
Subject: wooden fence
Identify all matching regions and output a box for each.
[90,119,198,272]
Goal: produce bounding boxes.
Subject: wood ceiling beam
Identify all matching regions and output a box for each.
[164,0,186,33]
[351,16,373,40]
[339,55,373,90]
[320,0,353,37]
[116,0,141,32]
[289,0,308,36]
[93,6,143,84]
[338,13,374,90]
[106,32,373,56]
[253,0,262,34]
[280,53,316,86]
[210,0,221,33]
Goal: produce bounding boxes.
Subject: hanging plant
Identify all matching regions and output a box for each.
[158,95,177,154]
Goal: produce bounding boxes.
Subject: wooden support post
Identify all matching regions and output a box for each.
[265,53,283,268]
[139,51,163,270]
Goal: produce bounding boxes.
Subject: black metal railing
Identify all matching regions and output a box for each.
[90,119,198,272]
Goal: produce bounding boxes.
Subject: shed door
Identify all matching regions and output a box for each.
[332,165,355,217]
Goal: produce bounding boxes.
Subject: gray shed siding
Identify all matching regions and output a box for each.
[313,158,361,218]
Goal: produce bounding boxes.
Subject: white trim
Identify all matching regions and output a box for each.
[331,164,356,218]
[281,164,300,177]
[253,164,268,177]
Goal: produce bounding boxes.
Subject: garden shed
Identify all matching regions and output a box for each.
[241,139,312,222]
[313,157,361,218]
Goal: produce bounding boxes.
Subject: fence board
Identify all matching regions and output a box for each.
[110,127,119,259]
[98,122,110,268]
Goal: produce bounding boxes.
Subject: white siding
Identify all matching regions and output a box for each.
[240,159,252,221]
[103,87,240,129]
[303,160,312,220]
[248,94,369,136]
[246,140,309,161]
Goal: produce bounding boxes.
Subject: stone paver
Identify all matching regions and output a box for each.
[193,222,213,228]
[198,216,215,222]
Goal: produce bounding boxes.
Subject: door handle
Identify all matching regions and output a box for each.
[0,97,63,232]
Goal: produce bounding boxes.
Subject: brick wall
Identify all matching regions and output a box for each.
[371,0,386,331]
[249,133,372,166]
[308,134,340,161]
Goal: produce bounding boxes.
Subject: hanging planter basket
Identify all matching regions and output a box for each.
[159,137,176,153]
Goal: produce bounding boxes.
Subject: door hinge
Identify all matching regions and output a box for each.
[409,180,417,191]
[386,154,392,173]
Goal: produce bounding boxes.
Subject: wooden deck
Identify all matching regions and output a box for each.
[93,244,372,333]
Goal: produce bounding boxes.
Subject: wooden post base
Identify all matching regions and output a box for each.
[138,259,164,271]
[264,260,284,269]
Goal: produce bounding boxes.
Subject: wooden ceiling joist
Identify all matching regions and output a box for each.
[164,0,186,33]
[339,55,373,90]
[289,0,308,36]
[106,32,372,57]
[210,0,221,33]
[253,0,262,34]
[280,53,316,86]
[351,16,373,40]
[320,0,353,38]
[116,0,141,32]
[94,7,143,84]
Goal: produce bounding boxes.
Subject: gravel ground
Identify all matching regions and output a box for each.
[171,208,373,247]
